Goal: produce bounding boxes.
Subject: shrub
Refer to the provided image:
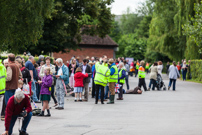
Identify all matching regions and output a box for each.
[0,55,54,64]
[190,60,202,81]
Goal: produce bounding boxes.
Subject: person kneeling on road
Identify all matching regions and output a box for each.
[2,91,32,135]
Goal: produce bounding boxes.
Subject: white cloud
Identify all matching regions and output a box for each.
[110,0,146,15]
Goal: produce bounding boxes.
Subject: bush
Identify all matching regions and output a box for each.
[0,55,54,64]
[190,60,202,81]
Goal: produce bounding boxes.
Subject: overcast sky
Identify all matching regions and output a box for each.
[111,0,146,15]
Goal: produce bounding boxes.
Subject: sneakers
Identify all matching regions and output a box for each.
[45,114,51,117]
[57,107,64,110]
[117,98,123,100]
[148,88,151,91]
[19,130,29,135]
[168,86,171,90]
[34,101,41,103]
[75,99,77,102]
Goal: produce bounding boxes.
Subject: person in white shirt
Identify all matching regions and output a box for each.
[157,61,163,76]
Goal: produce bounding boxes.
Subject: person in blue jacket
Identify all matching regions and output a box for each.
[54,58,69,110]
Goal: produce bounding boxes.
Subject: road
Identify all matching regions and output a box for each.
[1,74,202,135]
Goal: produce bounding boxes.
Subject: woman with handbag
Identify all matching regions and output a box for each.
[168,61,180,91]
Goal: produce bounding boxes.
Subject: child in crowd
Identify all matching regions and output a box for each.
[38,67,53,117]
[74,67,89,102]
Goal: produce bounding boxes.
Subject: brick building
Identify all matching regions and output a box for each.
[53,35,118,63]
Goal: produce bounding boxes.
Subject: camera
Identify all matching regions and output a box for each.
[19,111,27,117]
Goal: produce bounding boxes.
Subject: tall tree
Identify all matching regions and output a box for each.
[21,0,115,55]
[0,0,54,53]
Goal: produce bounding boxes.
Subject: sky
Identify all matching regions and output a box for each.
[111,0,146,15]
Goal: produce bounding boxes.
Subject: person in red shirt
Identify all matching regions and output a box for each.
[176,61,181,74]
[2,91,32,135]
[74,67,89,102]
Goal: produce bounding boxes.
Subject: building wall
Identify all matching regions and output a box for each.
[53,46,115,63]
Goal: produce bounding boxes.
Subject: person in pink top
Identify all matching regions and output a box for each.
[68,58,78,88]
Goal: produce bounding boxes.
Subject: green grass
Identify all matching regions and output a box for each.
[186,79,202,84]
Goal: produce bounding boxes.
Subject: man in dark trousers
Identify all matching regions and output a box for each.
[2,91,32,135]
[80,59,92,101]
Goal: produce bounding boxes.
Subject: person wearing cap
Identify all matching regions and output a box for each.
[107,59,118,104]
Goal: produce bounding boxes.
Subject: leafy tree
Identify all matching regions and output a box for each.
[183,1,202,53]
[116,34,147,60]
[21,0,115,55]
[0,0,54,53]
[119,8,143,34]
[109,21,122,43]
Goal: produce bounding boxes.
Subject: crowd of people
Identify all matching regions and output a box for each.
[0,53,192,135]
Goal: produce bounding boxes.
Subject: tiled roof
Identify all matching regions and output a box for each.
[79,35,118,47]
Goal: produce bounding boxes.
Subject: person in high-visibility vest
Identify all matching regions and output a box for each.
[94,60,110,104]
[117,62,126,100]
[135,60,140,77]
[145,62,150,74]
[0,59,7,121]
[107,59,118,104]
[0,59,7,95]
[138,61,148,91]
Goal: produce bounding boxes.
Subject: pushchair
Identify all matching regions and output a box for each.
[156,74,166,90]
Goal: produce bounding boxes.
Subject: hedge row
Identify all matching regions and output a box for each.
[0,55,54,64]
[190,60,202,81]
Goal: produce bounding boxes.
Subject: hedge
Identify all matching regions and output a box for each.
[190,60,202,81]
[0,55,54,64]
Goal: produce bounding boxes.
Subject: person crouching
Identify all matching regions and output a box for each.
[38,67,53,117]
[2,91,32,135]
[74,67,89,102]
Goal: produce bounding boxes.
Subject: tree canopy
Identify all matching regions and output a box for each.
[0,0,114,55]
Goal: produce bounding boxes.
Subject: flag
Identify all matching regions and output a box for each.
[115,83,122,93]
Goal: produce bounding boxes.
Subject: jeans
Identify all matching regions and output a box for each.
[104,86,109,99]
[8,112,32,135]
[168,79,176,90]
[31,80,39,102]
[36,83,41,100]
[95,85,104,103]
[149,79,156,90]
[5,90,16,105]
[118,83,123,98]
[51,85,57,104]
[125,75,129,90]
[182,70,187,81]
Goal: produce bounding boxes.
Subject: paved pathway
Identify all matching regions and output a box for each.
[1,74,202,135]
